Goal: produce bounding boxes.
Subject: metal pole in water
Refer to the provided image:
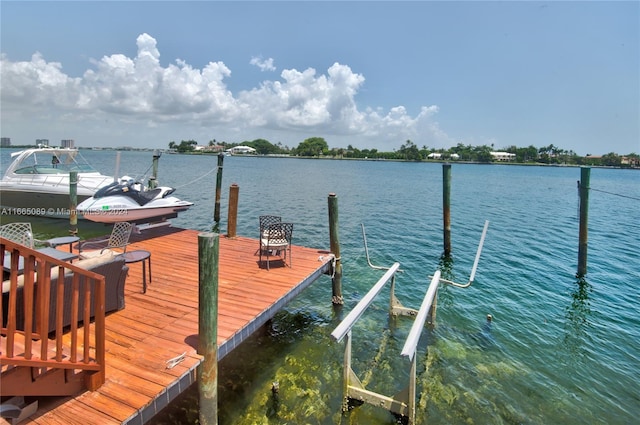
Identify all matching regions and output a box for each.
[214,153,225,224]
[198,232,219,425]
[227,184,239,238]
[328,193,343,305]
[577,167,590,277]
[443,163,452,255]
[69,171,78,235]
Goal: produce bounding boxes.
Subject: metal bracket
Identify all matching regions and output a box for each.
[390,276,418,317]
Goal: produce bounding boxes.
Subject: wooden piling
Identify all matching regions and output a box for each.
[149,150,160,189]
[227,183,239,238]
[214,153,225,224]
[577,167,590,277]
[328,193,343,304]
[442,164,452,255]
[198,232,219,425]
[69,171,78,235]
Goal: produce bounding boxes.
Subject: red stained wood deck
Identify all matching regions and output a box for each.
[6,225,333,425]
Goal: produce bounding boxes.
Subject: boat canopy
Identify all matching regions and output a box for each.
[5,147,100,177]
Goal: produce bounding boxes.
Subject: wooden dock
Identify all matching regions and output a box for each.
[5,225,333,425]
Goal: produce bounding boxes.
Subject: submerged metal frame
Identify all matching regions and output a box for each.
[331,263,442,425]
[333,220,490,423]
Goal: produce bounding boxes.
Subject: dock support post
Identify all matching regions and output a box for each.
[198,232,219,425]
[214,153,225,226]
[227,184,239,238]
[577,167,590,277]
[328,193,343,305]
[443,164,452,256]
[69,171,78,235]
[149,150,160,189]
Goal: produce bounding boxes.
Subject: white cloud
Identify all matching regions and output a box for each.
[0,33,450,150]
[249,56,276,72]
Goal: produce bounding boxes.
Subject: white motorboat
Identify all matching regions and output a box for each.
[0,146,114,217]
[76,177,193,224]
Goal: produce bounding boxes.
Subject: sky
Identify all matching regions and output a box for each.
[1,1,638,155]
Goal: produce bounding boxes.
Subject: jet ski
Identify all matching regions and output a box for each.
[76,176,193,224]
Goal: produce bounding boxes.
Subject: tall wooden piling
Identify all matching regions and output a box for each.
[198,232,219,425]
[114,151,121,182]
[577,167,590,277]
[149,150,160,189]
[69,171,78,235]
[442,164,452,256]
[227,183,239,238]
[214,153,225,224]
[328,193,343,304]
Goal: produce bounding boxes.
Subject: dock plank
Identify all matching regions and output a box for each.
[5,225,333,425]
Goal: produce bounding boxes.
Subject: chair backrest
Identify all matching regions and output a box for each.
[107,222,133,251]
[259,215,282,234]
[0,222,34,248]
[265,222,293,245]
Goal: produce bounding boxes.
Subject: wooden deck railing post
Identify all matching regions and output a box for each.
[214,153,225,225]
[442,164,452,256]
[328,193,343,305]
[198,232,219,425]
[227,184,239,238]
[577,167,590,277]
[69,171,78,235]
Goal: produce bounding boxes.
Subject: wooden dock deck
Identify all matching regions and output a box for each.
[6,225,333,425]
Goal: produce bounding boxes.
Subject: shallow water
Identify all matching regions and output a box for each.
[2,149,639,424]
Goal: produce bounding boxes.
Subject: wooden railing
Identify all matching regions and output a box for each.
[1,238,106,395]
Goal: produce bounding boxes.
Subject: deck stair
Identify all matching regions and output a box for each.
[1,238,106,398]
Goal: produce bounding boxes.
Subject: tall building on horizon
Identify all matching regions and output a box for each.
[61,139,75,148]
[0,137,10,147]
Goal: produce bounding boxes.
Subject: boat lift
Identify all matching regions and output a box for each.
[331,220,489,424]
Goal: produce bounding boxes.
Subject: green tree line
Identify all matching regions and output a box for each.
[168,138,639,167]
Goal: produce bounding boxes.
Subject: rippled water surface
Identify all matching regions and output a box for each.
[2,149,639,424]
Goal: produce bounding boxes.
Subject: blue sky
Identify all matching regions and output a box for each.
[1,1,638,155]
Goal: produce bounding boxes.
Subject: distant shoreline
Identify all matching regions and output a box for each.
[2,146,637,170]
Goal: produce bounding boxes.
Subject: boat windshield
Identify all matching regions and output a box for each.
[11,150,100,175]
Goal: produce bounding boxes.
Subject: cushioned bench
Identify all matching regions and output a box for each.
[2,253,128,334]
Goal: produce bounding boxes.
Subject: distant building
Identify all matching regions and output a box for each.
[490,151,516,161]
[0,137,10,147]
[226,145,257,155]
[194,144,224,152]
[36,139,50,146]
[427,152,442,159]
[61,139,75,148]
[450,153,460,160]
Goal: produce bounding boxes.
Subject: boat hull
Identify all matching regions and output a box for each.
[1,146,115,219]
[80,203,193,224]
[0,187,93,219]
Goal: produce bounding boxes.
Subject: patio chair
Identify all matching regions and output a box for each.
[260,222,293,270]
[0,222,35,248]
[259,215,281,237]
[79,222,133,259]
[259,215,281,252]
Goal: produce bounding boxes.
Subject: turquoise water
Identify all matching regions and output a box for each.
[2,149,639,424]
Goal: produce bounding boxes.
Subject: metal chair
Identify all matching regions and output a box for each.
[0,222,35,248]
[259,215,281,252]
[260,222,293,270]
[259,215,281,236]
[79,222,133,259]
